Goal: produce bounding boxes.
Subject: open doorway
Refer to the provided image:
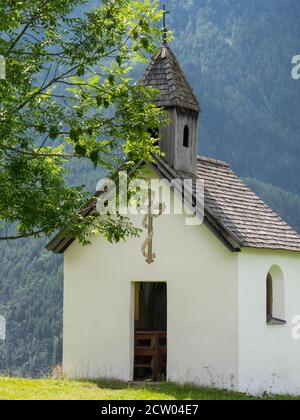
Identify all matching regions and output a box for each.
[134,282,167,381]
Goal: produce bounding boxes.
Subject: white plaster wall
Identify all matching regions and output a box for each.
[63,193,239,387]
[238,248,300,395]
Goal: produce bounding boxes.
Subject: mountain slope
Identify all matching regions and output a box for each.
[166,0,300,193]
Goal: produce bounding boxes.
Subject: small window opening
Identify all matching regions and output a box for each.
[183,125,189,148]
[266,273,273,320]
[266,266,286,325]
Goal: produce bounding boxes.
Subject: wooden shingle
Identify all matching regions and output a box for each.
[142,46,200,112]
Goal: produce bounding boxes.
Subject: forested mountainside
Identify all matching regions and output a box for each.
[1,0,300,376]
[166,0,300,194]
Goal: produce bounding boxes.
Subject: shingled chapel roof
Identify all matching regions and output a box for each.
[142,46,200,112]
[46,156,300,254]
[196,157,300,252]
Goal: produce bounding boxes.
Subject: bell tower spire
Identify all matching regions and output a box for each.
[142,23,201,175]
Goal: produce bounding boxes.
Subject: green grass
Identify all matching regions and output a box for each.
[0,377,298,400]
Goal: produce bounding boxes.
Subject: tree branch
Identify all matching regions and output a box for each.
[0,230,43,241]
[8,0,48,52]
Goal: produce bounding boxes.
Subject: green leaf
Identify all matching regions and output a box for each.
[96,96,102,107]
[90,150,99,166]
[77,65,85,77]
[49,126,59,140]
[70,126,82,142]
[75,144,87,156]
[108,74,115,85]
[116,56,122,66]
[140,37,149,50]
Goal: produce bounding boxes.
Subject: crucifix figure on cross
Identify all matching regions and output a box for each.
[163,5,170,46]
[139,192,166,264]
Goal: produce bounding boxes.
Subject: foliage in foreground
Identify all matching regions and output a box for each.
[0,377,298,400]
[0,0,164,244]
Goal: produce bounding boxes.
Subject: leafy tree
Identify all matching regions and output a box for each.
[0,0,164,243]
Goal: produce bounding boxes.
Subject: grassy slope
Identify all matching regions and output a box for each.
[0,378,298,400]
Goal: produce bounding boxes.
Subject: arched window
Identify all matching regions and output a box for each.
[266,273,273,320]
[266,266,286,324]
[183,125,189,148]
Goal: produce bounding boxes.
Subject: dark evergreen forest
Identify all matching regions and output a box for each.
[1,0,300,376]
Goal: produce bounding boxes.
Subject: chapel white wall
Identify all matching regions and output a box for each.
[63,193,239,387]
[238,248,300,395]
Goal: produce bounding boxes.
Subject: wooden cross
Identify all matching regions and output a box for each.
[163,5,170,46]
[140,193,165,264]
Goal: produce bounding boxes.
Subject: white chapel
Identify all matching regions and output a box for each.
[47,44,300,396]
